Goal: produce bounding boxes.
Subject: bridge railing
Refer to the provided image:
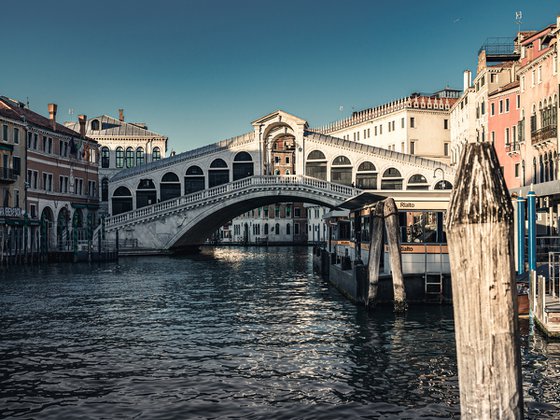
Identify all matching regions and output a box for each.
[106,175,359,228]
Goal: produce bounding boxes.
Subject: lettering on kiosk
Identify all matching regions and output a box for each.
[398,202,415,208]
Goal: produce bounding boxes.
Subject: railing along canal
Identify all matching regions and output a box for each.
[106,176,360,228]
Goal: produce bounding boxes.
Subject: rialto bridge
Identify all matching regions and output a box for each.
[103,110,455,250]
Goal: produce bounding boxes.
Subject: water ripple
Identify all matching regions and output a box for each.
[0,247,558,419]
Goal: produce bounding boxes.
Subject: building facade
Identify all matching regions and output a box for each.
[488,81,522,189]
[314,88,460,163]
[65,110,168,214]
[0,97,100,254]
[0,100,27,256]
[228,203,308,244]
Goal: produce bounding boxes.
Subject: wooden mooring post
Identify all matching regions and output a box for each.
[366,201,385,306]
[384,198,407,312]
[446,143,523,419]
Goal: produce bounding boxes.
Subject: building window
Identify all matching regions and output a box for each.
[444,119,448,129]
[505,128,510,145]
[2,125,7,141]
[91,119,100,130]
[401,118,404,128]
[410,117,415,128]
[116,147,124,168]
[125,147,134,168]
[491,131,495,144]
[42,173,53,192]
[538,66,542,83]
[444,143,449,156]
[505,98,510,112]
[275,223,280,235]
[515,163,520,178]
[13,128,19,144]
[516,95,520,109]
[410,141,415,155]
[101,147,110,168]
[75,178,83,195]
[491,103,495,116]
[153,147,161,161]
[14,189,19,208]
[12,156,20,175]
[136,147,145,166]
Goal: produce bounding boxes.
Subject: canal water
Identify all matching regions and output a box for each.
[0,247,559,419]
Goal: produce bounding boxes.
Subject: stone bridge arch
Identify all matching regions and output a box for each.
[168,189,345,249]
[104,176,358,251]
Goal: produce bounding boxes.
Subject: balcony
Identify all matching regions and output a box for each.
[0,167,18,183]
[505,142,520,156]
[532,126,557,148]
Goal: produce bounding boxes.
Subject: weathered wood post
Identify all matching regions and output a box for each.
[366,201,385,306]
[384,198,407,312]
[446,143,523,419]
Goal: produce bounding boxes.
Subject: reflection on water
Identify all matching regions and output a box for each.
[0,247,558,419]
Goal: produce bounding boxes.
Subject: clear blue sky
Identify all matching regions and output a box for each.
[1,0,557,152]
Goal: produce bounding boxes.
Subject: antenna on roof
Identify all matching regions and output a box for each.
[515,11,523,33]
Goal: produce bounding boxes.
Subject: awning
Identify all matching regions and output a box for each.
[338,192,386,210]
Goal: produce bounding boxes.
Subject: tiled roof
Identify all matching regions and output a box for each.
[488,81,520,96]
[0,96,88,139]
[66,114,167,138]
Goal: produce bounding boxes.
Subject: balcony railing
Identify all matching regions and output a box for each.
[0,167,18,183]
[505,142,520,155]
[532,126,557,146]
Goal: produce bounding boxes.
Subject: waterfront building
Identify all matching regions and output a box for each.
[516,21,559,235]
[313,88,460,164]
[0,100,27,254]
[449,71,476,165]
[229,203,308,244]
[305,204,329,244]
[65,110,168,215]
[488,81,521,189]
[450,42,520,166]
[0,97,100,253]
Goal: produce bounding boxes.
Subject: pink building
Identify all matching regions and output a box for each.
[488,81,522,190]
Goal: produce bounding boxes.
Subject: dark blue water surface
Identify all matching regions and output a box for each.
[0,247,559,419]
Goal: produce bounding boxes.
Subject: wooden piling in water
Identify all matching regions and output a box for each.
[366,201,385,306]
[446,143,523,419]
[384,197,406,312]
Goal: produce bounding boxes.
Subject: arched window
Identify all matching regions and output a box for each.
[275,223,280,235]
[381,168,403,190]
[91,119,100,131]
[153,147,161,161]
[434,180,453,190]
[101,177,109,201]
[136,179,157,208]
[264,223,269,235]
[407,174,429,190]
[233,151,254,181]
[112,186,133,215]
[306,150,327,180]
[101,147,110,168]
[287,223,291,235]
[330,155,352,186]
[136,147,145,166]
[356,161,377,189]
[115,147,124,168]
[160,172,181,201]
[185,165,205,194]
[209,158,229,187]
[125,147,134,168]
[274,169,280,175]
[285,169,290,175]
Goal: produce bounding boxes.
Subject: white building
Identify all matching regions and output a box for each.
[66,110,168,214]
[313,88,460,163]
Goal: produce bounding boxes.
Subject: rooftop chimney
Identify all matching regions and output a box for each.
[463,70,472,91]
[118,109,124,122]
[78,115,87,138]
[48,103,57,131]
